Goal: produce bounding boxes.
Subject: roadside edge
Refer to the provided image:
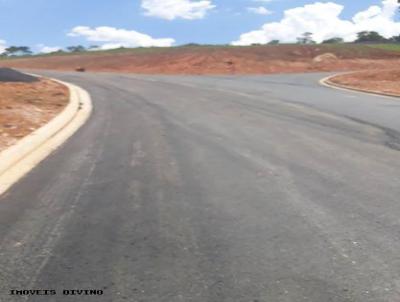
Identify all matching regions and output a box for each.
[320,72,400,99]
[0,75,92,196]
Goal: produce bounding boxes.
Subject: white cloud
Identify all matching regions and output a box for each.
[37,44,62,54]
[247,6,272,15]
[141,0,215,20]
[351,0,400,38]
[0,40,6,54]
[68,26,175,49]
[232,0,400,45]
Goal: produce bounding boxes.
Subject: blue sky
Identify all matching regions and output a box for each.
[0,0,398,53]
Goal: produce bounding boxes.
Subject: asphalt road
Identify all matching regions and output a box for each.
[1,71,400,302]
[0,68,38,82]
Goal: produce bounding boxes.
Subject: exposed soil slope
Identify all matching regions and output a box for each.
[329,70,400,97]
[1,44,400,75]
[0,76,69,151]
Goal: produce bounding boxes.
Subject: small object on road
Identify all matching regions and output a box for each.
[75,67,86,72]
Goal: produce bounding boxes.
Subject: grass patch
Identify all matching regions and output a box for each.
[367,44,400,52]
[1,43,399,62]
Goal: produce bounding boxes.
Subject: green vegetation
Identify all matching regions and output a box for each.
[1,46,32,57]
[1,30,400,61]
[268,40,280,45]
[367,44,400,53]
[355,31,387,43]
[1,40,399,62]
[0,46,175,60]
[66,45,86,52]
[322,37,344,44]
[297,32,316,45]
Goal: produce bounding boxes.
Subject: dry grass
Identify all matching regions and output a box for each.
[0,79,69,151]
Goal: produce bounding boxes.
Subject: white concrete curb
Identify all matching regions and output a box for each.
[0,75,92,196]
[320,72,400,100]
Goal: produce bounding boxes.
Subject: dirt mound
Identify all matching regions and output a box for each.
[313,53,338,63]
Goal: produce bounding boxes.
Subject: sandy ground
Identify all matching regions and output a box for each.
[0,78,69,152]
[1,45,400,74]
[329,69,400,96]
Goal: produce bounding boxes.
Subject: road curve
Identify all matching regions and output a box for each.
[1,71,400,302]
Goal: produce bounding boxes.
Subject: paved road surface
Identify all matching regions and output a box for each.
[1,71,400,302]
[0,68,38,82]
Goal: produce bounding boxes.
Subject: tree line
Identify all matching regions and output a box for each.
[280,31,400,45]
[0,45,99,57]
[259,31,400,45]
[1,31,400,57]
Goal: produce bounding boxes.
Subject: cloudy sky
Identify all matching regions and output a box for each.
[0,0,399,53]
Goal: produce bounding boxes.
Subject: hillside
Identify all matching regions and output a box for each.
[1,44,400,75]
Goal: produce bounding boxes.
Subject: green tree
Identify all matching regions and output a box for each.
[297,32,315,44]
[181,43,201,47]
[4,46,32,56]
[322,37,344,44]
[355,31,387,43]
[389,35,400,43]
[268,40,280,45]
[67,45,86,52]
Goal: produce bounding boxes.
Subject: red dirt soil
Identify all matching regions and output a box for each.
[0,79,69,152]
[329,70,400,97]
[1,45,400,75]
